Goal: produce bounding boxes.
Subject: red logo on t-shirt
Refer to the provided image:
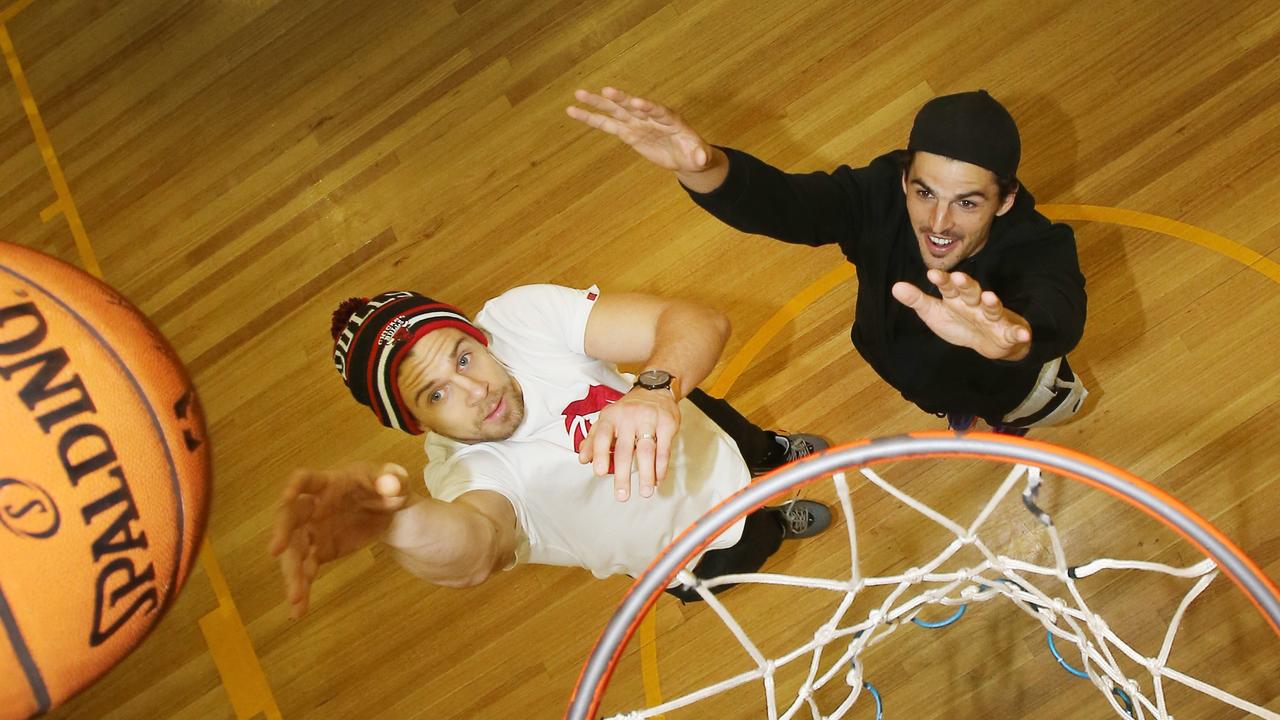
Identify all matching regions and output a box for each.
[562,384,623,453]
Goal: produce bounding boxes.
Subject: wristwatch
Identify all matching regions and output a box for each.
[634,369,676,393]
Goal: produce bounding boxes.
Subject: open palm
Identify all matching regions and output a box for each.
[268,462,409,617]
[891,270,1032,360]
[567,87,713,173]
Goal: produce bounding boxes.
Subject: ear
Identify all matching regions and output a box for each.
[995,184,1019,217]
[900,168,909,196]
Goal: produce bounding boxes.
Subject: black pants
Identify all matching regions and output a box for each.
[663,391,787,602]
[686,390,781,469]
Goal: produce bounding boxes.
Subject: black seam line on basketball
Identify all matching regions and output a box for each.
[0,581,51,714]
[567,435,1280,719]
[0,262,186,599]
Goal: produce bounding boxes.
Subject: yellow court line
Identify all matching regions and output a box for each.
[638,206,1279,709]
[706,263,856,397]
[638,613,663,716]
[634,264,856,710]
[0,0,37,25]
[198,538,283,720]
[2,22,280,720]
[1041,204,1280,285]
[0,23,101,278]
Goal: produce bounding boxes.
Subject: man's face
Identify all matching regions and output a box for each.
[902,151,1016,271]
[396,328,525,442]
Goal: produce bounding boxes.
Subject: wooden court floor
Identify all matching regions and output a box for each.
[1,0,1277,717]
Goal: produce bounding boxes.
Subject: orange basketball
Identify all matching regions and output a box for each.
[0,241,211,719]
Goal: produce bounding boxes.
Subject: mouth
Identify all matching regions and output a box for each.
[485,396,505,422]
[924,232,960,257]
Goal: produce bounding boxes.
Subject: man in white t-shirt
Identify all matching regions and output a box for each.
[270,284,831,615]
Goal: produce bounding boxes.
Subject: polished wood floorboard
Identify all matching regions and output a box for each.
[1,0,1277,717]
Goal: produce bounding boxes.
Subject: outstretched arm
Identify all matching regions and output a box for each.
[566,86,730,193]
[269,463,517,618]
[578,292,731,501]
[381,489,518,589]
[891,270,1033,361]
[568,86,862,250]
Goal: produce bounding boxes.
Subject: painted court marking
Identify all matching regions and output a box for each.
[6,5,1277,711]
[2,10,281,719]
[637,204,1280,712]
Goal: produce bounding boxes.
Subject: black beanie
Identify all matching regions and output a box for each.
[908,90,1020,178]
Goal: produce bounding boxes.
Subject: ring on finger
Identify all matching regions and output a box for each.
[637,432,656,441]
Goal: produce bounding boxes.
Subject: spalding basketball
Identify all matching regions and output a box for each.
[0,241,211,719]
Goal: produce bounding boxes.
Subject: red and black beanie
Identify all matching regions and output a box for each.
[330,291,487,434]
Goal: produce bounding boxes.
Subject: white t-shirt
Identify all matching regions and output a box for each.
[419,284,750,581]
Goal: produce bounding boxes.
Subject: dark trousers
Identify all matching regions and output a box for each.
[686,390,781,469]
[663,391,787,602]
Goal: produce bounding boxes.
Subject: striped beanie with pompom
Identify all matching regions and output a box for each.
[330,292,487,434]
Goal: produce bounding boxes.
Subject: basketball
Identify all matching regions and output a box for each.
[0,241,211,718]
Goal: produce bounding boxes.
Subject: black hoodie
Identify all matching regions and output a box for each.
[685,147,1086,422]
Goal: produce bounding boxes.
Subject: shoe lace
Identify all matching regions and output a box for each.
[782,502,813,533]
[785,437,816,462]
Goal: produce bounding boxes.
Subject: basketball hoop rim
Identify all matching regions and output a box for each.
[565,431,1280,720]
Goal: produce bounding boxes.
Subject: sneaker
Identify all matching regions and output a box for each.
[770,499,832,540]
[749,433,830,475]
[947,413,977,432]
[992,424,1029,437]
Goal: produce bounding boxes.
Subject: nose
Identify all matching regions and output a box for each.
[930,202,952,234]
[454,374,488,405]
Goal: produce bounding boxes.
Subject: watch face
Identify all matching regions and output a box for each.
[638,369,671,389]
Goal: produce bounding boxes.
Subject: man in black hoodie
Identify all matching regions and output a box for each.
[568,88,1088,434]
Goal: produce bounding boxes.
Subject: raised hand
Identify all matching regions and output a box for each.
[567,87,720,177]
[268,462,411,618]
[578,387,681,502]
[891,270,1032,361]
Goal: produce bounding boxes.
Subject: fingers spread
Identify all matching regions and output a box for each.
[891,281,925,308]
[576,88,623,115]
[269,494,318,555]
[950,272,982,306]
[566,107,622,135]
[980,291,1005,321]
[280,469,330,502]
[1007,325,1032,344]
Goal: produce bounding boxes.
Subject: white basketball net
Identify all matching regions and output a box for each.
[604,463,1278,720]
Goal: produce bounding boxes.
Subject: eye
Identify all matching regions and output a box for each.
[916,189,932,199]
[429,388,444,404]
[458,352,470,369]
[958,200,976,209]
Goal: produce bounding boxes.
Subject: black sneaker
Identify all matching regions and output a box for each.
[992,424,1029,437]
[770,499,832,540]
[749,433,830,475]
